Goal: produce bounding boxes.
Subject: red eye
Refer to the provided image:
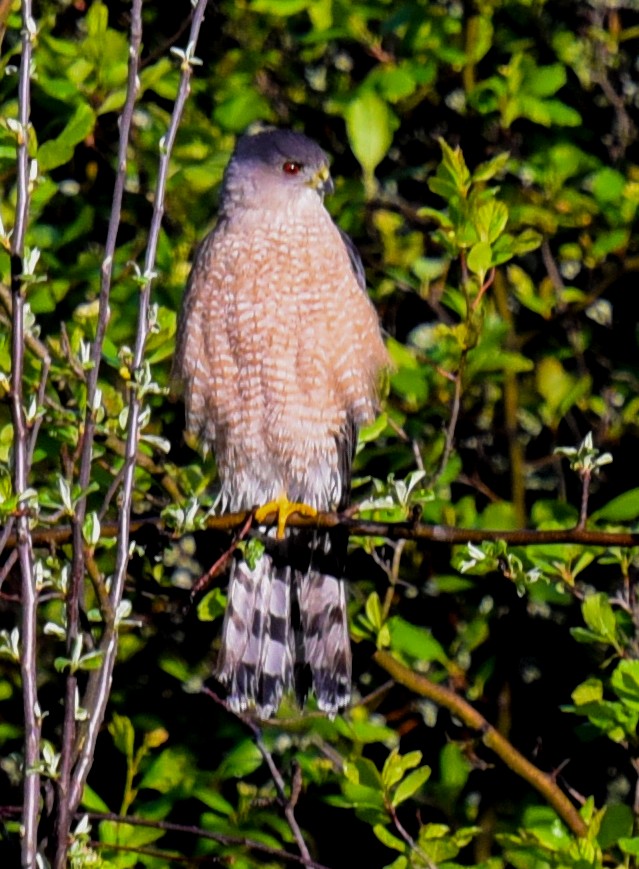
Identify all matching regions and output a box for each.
[282,161,302,175]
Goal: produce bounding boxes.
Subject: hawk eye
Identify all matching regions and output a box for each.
[282,161,303,175]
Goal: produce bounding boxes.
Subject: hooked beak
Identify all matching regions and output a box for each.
[308,164,334,198]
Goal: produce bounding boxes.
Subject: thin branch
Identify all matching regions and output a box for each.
[374,650,588,838]
[256,732,313,865]
[381,539,406,621]
[7,511,639,551]
[493,269,526,525]
[0,516,15,562]
[10,3,41,866]
[81,812,331,869]
[0,547,18,590]
[0,283,51,363]
[202,687,314,866]
[434,344,467,486]
[577,468,592,531]
[52,1,145,862]
[388,802,436,869]
[190,510,254,602]
[67,0,210,818]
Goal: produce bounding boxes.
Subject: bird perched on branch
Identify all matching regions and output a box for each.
[173,128,387,717]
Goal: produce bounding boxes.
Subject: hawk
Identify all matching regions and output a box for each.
[173,129,387,716]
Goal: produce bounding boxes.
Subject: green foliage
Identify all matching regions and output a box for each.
[3,0,639,867]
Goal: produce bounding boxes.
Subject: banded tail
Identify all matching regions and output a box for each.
[216,534,351,717]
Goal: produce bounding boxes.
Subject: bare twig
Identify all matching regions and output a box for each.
[10,3,41,866]
[388,802,436,869]
[374,651,588,838]
[51,2,145,863]
[202,687,314,866]
[82,811,330,869]
[190,510,254,602]
[0,547,18,590]
[381,539,406,621]
[67,0,211,820]
[0,283,51,364]
[0,516,15,562]
[577,468,592,531]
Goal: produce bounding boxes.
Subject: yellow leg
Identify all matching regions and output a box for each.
[254,492,318,540]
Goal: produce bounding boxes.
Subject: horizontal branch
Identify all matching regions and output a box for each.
[374,651,588,839]
[82,811,329,869]
[6,510,639,551]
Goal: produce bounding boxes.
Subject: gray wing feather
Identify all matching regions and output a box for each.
[338,227,366,293]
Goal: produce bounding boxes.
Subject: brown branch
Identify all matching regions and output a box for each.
[374,651,588,839]
[82,811,330,869]
[190,510,254,601]
[202,686,314,866]
[6,512,639,553]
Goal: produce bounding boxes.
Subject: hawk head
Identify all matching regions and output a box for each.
[221,129,335,211]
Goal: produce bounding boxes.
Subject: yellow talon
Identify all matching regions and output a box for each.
[254,492,318,539]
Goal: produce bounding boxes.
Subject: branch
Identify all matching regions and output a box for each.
[81,812,330,869]
[7,511,639,552]
[10,3,41,866]
[52,2,145,863]
[0,805,330,869]
[66,0,210,819]
[374,650,588,839]
[202,686,314,866]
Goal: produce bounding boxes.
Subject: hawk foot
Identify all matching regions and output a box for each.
[254,493,317,539]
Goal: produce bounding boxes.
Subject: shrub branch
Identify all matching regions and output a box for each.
[374,650,588,838]
[10,3,40,866]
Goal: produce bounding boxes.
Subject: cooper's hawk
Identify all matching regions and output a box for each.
[173,129,387,716]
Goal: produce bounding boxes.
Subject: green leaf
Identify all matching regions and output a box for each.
[467,241,492,276]
[372,66,416,103]
[373,824,407,852]
[598,803,634,849]
[250,0,312,13]
[528,63,566,97]
[81,783,111,813]
[344,89,398,179]
[392,765,431,806]
[216,739,263,780]
[334,717,398,745]
[139,746,193,793]
[473,199,509,243]
[38,102,96,171]
[428,138,471,200]
[383,858,408,869]
[572,678,603,706]
[373,824,406,853]
[592,487,639,523]
[340,781,387,812]
[610,660,639,710]
[365,592,383,631]
[619,838,639,857]
[86,0,109,38]
[387,616,449,665]
[77,650,104,671]
[472,151,510,183]
[99,819,164,849]
[108,713,135,760]
[382,749,422,789]
[465,15,493,65]
[581,592,619,648]
[439,742,472,797]
[197,588,226,622]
